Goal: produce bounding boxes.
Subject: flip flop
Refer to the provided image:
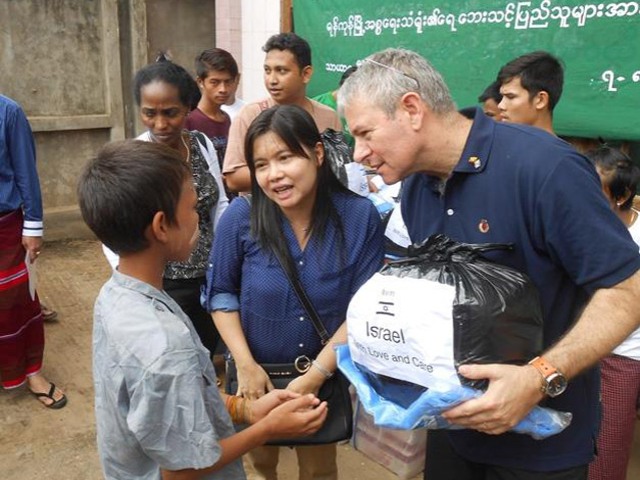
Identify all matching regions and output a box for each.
[41,305,58,322]
[30,382,68,409]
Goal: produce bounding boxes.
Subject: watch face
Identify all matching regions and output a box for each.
[546,372,568,397]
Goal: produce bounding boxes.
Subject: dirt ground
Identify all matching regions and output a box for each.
[0,239,420,480]
[1,239,638,479]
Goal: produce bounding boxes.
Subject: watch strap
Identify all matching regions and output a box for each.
[529,356,558,377]
[528,356,561,394]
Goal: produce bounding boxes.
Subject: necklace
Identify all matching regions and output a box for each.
[181,133,191,164]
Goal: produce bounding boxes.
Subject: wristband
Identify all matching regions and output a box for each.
[226,395,250,424]
[242,397,252,424]
[312,359,334,379]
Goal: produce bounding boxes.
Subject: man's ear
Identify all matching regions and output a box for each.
[301,65,313,85]
[400,92,425,131]
[150,211,170,244]
[534,91,550,111]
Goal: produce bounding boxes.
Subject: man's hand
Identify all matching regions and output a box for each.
[263,394,328,440]
[249,389,301,424]
[236,362,274,400]
[442,363,544,435]
[22,235,43,264]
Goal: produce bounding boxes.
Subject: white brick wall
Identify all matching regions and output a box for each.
[240,0,280,102]
[215,0,280,103]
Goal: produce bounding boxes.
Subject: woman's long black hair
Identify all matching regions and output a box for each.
[244,104,353,276]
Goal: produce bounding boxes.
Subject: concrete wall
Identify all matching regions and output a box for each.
[122,0,217,138]
[0,0,125,239]
[0,0,218,240]
[144,0,216,78]
[0,0,286,240]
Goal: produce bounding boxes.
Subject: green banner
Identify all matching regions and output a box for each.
[294,0,640,140]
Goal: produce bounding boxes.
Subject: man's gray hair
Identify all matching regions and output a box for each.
[338,48,456,117]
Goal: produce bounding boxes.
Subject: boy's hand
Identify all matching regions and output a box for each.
[237,362,274,400]
[263,394,328,439]
[249,389,301,424]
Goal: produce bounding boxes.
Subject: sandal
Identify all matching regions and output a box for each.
[30,382,68,409]
[41,305,58,322]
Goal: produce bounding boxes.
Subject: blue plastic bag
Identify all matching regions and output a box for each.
[336,344,571,440]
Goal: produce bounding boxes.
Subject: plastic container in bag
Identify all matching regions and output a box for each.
[352,399,427,480]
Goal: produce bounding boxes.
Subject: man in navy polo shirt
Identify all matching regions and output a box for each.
[339,48,640,479]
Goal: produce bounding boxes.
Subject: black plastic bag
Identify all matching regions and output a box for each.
[321,128,351,187]
[378,234,543,391]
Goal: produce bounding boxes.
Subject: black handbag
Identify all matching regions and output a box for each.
[224,224,353,445]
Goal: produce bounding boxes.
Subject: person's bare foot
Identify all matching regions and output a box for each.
[27,373,67,408]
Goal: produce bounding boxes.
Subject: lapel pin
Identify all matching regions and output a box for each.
[468,156,481,169]
[478,219,490,233]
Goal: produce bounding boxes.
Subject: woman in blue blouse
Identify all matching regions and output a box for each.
[204,104,383,480]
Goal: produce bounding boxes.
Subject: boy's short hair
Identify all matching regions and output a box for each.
[263,32,311,70]
[195,48,239,80]
[339,66,358,87]
[478,80,502,103]
[497,51,564,111]
[77,140,190,255]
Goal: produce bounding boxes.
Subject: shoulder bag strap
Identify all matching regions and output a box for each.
[193,131,212,158]
[273,252,331,345]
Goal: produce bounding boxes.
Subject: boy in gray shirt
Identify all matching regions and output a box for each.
[77,140,327,480]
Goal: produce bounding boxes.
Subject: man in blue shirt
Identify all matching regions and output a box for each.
[0,96,43,249]
[339,48,640,479]
[0,95,66,408]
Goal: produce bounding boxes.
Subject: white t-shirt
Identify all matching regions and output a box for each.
[612,208,640,360]
[221,98,245,121]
